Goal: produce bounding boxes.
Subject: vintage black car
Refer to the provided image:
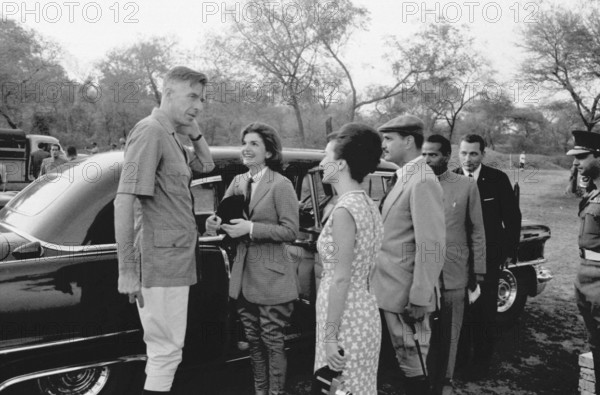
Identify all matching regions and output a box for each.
[0,148,551,395]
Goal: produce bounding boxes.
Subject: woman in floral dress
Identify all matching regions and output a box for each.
[314,123,384,394]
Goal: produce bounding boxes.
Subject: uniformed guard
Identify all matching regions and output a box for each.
[568,130,600,394]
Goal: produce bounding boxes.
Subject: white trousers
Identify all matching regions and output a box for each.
[137,286,189,392]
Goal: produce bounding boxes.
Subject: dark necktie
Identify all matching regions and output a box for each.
[379,173,398,212]
[244,178,253,217]
[469,172,474,179]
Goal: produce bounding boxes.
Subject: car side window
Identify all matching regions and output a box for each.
[361,173,392,205]
[83,201,115,245]
[299,171,334,228]
[191,183,216,214]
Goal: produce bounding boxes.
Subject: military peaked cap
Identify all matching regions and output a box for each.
[567,130,600,155]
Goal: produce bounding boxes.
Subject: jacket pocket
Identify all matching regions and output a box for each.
[164,163,191,194]
[154,229,194,248]
[584,213,600,236]
[264,259,286,275]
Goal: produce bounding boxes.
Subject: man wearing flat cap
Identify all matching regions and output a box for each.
[371,114,446,394]
[569,130,600,395]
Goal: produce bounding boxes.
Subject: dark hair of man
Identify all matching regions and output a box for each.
[329,123,383,183]
[426,134,452,157]
[66,146,77,156]
[461,134,486,153]
[37,142,46,149]
[241,122,284,173]
[164,66,208,88]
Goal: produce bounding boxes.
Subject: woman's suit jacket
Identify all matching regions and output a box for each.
[226,169,300,305]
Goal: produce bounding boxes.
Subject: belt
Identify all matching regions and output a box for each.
[581,248,600,261]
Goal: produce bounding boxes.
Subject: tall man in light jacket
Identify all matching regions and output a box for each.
[371,114,446,395]
[422,134,486,395]
[115,66,214,394]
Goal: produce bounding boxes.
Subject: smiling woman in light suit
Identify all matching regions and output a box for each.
[206,122,299,395]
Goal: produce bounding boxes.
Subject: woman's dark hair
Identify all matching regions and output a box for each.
[240,122,283,172]
[329,123,383,183]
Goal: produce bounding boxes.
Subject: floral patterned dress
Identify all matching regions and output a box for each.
[314,190,384,394]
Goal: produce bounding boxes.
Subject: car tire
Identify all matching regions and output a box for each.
[35,363,138,395]
[496,268,528,327]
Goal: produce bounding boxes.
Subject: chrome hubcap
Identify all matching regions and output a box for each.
[37,366,110,395]
[497,270,518,313]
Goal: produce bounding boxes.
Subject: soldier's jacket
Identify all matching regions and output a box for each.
[577,189,600,302]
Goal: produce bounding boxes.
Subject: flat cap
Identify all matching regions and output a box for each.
[378,114,424,136]
[567,130,600,155]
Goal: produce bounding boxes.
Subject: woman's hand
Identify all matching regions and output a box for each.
[205,214,222,235]
[325,342,347,372]
[221,218,251,238]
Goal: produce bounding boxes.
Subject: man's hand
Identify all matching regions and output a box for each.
[178,119,203,140]
[402,303,428,324]
[221,219,251,238]
[128,290,144,308]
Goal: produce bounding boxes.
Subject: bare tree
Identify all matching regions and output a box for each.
[521,5,600,131]
[97,36,176,106]
[223,0,327,144]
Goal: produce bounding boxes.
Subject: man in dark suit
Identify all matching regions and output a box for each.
[455,134,521,379]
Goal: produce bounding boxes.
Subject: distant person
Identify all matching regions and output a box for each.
[110,143,118,151]
[371,114,446,395]
[567,130,600,395]
[519,151,526,171]
[455,134,521,379]
[86,142,99,155]
[422,135,486,395]
[66,146,78,161]
[30,142,50,178]
[119,137,126,150]
[40,144,68,176]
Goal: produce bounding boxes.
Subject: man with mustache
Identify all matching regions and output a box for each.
[371,114,445,395]
[114,66,214,394]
